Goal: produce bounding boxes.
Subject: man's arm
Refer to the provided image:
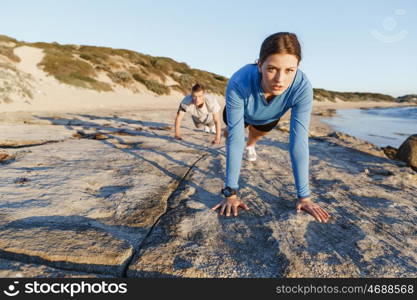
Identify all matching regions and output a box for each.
[174,109,185,140]
[212,111,222,144]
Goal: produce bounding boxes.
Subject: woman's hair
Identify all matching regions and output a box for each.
[259,32,302,65]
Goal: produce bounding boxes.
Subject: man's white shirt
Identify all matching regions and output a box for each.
[179,94,221,124]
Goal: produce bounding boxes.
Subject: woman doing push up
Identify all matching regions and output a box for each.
[211,32,330,223]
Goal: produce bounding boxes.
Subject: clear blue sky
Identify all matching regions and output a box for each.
[1,0,416,96]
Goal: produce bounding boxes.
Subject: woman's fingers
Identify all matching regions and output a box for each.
[211,203,221,211]
[232,205,238,216]
[317,210,328,223]
[318,208,330,222]
[220,204,226,216]
[298,202,330,223]
[226,204,232,217]
[212,199,249,217]
[313,206,331,223]
[320,207,331,219]
[314,206,326,222]
[303,205,322,223]
[240,202,250,210]
[313,205,330,222]
[295,202,303,213]
[309,207,322,222]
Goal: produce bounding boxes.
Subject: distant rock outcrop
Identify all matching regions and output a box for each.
[396,134,417,171]
[313,108,337,117]
[397,94,417,103]
[313,88,397,103]
[381,146,398,160]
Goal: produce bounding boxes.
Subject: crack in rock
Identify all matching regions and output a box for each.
[121,153,208,277]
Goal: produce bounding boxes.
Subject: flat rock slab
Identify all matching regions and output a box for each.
[0,258,112,278]
[0,111,211,277]
[0,221,132,276]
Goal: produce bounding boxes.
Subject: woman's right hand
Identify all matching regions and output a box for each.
[211,195,249,217]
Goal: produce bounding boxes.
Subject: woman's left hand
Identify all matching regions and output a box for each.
[295,197,330,223]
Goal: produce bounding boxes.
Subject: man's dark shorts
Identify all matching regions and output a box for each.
[222,107,280,132]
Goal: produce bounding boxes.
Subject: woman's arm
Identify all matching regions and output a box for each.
[289,81,313,199]
[225,81,246,190]
[289,82,331,223]
[211,81,249,217]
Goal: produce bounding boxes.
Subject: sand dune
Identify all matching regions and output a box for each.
[1,46,187,112]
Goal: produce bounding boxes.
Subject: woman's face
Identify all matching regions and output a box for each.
[258,53,299,97]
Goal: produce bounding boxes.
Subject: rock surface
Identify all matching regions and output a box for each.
[0,258,112,278]
[0,109,416,278]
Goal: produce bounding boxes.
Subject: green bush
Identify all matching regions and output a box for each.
[151,57,171,73]
[313,88,336,102]
[0,35,19,44]
[39,48,95,75]
[132,73,169,95]
[132,73,145,83]
[79,53,93,61]
[0,46,20,62]
[172,73,194,90]
[171,84,188,95]
[114,71,131,82]
[90,80,113,92]
[78,46,109,64]
[34,45,113,92]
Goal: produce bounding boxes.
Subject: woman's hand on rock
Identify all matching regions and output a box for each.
[211,195,249,217]
[295,197,330,223]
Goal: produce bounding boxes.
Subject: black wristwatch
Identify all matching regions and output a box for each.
[221,187,237,197]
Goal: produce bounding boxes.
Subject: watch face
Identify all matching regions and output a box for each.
[222,187,235,197]
[221,188,228,197]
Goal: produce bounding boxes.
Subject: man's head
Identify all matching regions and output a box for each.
[191,84,205,106]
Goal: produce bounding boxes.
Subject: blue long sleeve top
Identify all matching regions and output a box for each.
[225,64,313,199]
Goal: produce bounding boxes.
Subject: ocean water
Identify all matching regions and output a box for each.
[321,106,417,148]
